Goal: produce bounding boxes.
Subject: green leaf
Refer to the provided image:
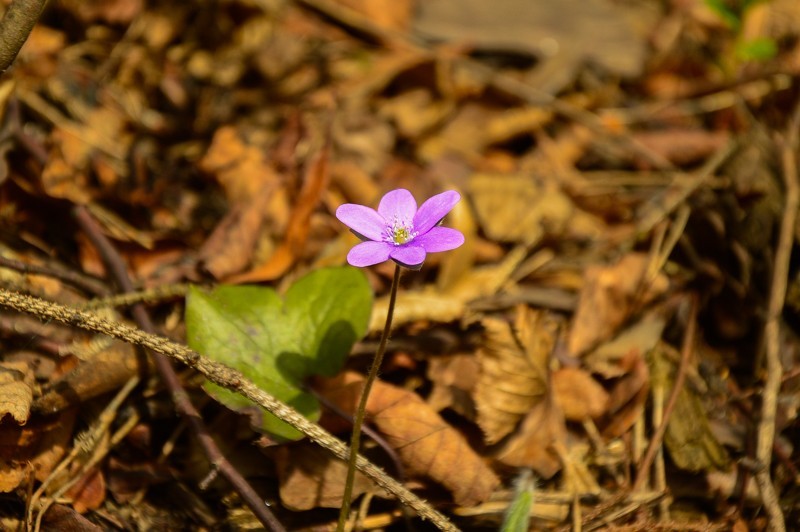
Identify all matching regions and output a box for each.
[185,267,372,440]
[501,469,535,532]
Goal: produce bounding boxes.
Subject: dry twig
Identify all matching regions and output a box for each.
[0,287,459,531]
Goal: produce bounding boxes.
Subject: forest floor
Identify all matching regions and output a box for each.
[1,0,800,530]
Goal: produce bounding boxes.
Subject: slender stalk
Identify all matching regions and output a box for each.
[337,263,401,530]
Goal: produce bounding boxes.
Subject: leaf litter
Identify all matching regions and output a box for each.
[0,0,799,529]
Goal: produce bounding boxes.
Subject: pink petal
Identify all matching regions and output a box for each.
[347,241,392,267]
[414,227,464,252]
[378,189,417,222]
[336,204,385,241]
[389,245,426,268]
[413,190,460,235]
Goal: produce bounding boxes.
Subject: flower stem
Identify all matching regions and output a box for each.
[337,263,401,530]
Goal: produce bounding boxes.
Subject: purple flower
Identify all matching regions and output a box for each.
[336,189,465,269]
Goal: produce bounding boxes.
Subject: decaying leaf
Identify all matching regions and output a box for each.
[426,354,479,419]
[0,361,35,424]
[369,246,527,332]
[568,253,668,356]
[475,306,555,444]
[468,173,574,245]
[230,141,330,283]
[494,395,566,478]
[473,306,566,477]
[602,349,650,439]
[551,367,608,422]
[584,312,666,378]
[319,372,500,507]
[0,409,77,492]
[651,343,729,472]
[274,444,373,510]
[414,0,650,92]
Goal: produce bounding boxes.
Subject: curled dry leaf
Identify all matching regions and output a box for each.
[568,252,668,356]
[426,354,480,419]
[319,371,499,507]
[369,246,526,332]
[602,349,650,439]
[0,361,35,424]
[475,306,555,444]
[551,367,609,422]
[274,444,372,510]
[0,409,77,492]
[468,173,574,245]
[475,305,566,477]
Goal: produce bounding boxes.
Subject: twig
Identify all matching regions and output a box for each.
[72,206,286,532]
[752,101,800,532]
[0,289,459,531]
[632,295,697,493]
[0,0,48,73]
[0,255,109,296]
[81,283,190,310]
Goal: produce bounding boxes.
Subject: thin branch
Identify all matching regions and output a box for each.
[0,288,459,532]
[0,0,48,73]
[752,101,800,532]
[72,206,286,532]
[632,295,697,493]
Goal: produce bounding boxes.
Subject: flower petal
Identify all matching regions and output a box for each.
[336,204,385,241]
[389,245,426,269]
[378,189,417,222]
[347,241,392,267]
[414,227,465,253]
[413,190,460,235]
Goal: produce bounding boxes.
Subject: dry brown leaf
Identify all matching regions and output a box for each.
[651,343,729,472]
[568,253,668,356]
[319,371,499,507]
[475,306,555,444]
[0,409,76,492]
[426,354,479,419]
[584,313,666,378]
[551,367,608,421]
[602,349,650,439]
[369,246,526,332]
[0,361,34,424]
[468,174,574,244]
[230,141,330,283]
[494,395,566,478]
[197,185,273,279]
[65,467,106,513]
[274,443,373,510]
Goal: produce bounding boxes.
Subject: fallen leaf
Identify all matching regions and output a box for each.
[65,467,106,513]
[494,395,566,478]
[426,354,479,419]
[568,253,668,356]
[0,409,77,492]
[551,367,608,421]
[475,306,555,444]
[414,0,650,92]
[230,141,330,283]
[274,443,373,510]
[332,0,414,32]
[468,173,574,244]
[584,313,666,378]
[319,372,500,507]
[369,246,527,332]
[601,349,650,439]
[0,361,35,424]
[651,342,730,472]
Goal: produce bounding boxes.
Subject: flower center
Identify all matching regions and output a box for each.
[384,217,417,246]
